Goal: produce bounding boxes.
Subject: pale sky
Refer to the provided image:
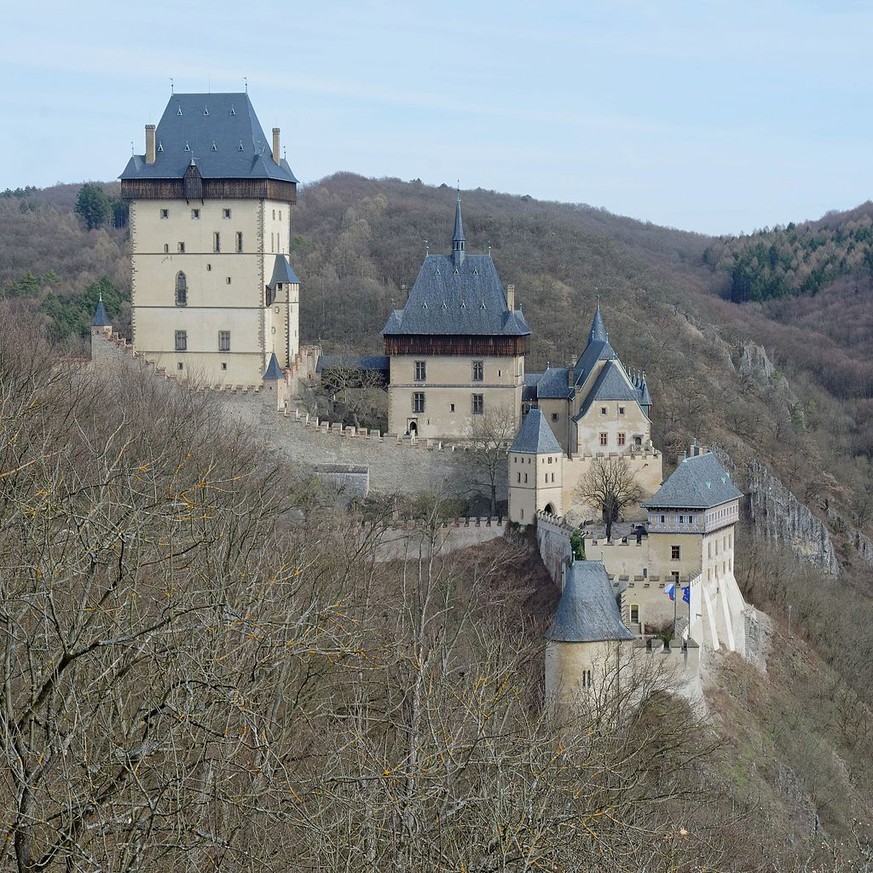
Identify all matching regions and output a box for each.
[3,0,872,235]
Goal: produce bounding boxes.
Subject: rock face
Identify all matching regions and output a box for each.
[746,461,840,576]
[738,342,776,383]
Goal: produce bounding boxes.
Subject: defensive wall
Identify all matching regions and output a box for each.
[91,331,505,504]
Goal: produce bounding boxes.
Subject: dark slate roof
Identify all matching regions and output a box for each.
[536,367,572,400]
[120,93,298,183]
[267,255,300,288]
[91,299,109,327]
[642,452,743,510]
[381,254,530,337]
[573,337,618,386]
[316,354,390,374]
[522,373,541,403]
[575,360,641,420]
[545,561,635,643]
[588,304,608,344]
[509,408,562,454]
[263,352,283,380]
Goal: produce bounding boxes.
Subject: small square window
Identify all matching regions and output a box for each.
[191,208,200,219]
[223,208,232,219]
[160,208,169,219]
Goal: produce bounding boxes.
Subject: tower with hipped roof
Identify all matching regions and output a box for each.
[381,196,531,439]
[120,92,301,386]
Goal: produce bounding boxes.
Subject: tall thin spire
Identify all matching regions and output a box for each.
[452,193,465,268]
[588,303,608,344]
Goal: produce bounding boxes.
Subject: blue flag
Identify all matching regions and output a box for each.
[682,585,690,604]
[665,582,675,601]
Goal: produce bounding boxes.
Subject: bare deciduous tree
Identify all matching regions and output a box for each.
[576,456,643,541]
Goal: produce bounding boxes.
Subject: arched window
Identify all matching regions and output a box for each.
[175,272,187,306]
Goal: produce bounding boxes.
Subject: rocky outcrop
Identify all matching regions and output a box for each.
[746,461,839,576]
[738,342,775,383]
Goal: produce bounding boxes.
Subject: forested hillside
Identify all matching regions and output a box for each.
[8,176,873,866]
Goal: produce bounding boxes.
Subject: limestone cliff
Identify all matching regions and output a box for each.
[746,461,840,576]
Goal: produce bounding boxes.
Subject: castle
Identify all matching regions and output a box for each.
[103,91,752,711]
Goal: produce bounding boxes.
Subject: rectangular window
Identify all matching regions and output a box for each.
[213,232,221,253]
[174,330,187,352]
[218,331,231,352]
[160,208,169,219]
[472,360,484,381]
[412,392,425,413]
[177,242,185,253]
[617,432,626,447]
[671,545,681,560]
[191,208,200,219]
[599,432,608,447]
[414,360,426,381]
[472,394,484,415]
[236,232,243,252]
[223,208,232,219]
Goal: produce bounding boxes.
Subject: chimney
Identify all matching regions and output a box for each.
[145,124,156,165]
[272,128,281,165]
[506,283,515,310]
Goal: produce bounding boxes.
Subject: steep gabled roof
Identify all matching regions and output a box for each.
[575,360,640,420]
[381,253,530,337]
[509,408,562,454]
[545,561,634,643]
[642,452,743,510]
[267,254,300,288]
[120,93,298,183]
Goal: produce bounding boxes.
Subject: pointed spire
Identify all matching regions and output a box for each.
[588,304,608,344]
[263,352,282,381]
[451,192,465,268]
[91,295,109,327]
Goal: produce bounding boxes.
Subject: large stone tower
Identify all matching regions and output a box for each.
[120,92,300,386]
